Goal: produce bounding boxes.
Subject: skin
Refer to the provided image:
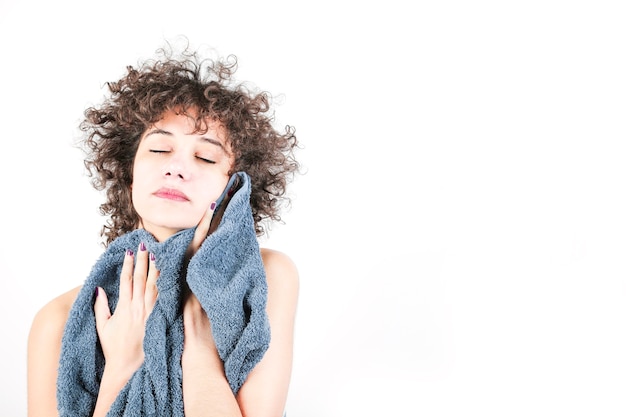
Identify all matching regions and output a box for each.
[131,111,233,240]
[27,111,299,417]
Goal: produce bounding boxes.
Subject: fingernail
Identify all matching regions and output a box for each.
[126,249,134,256]
[210,202,216,210]
[95,287,99,297]
[150,252,156,262]
[139,242,146,251]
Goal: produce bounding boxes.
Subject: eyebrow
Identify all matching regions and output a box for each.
[144,128,226,151]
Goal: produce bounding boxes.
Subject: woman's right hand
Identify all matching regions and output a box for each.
[92,242,159,416]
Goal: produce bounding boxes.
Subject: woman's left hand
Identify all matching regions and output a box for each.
[187,176,236,259]
[181,197,244,416]
[187,201,216,259]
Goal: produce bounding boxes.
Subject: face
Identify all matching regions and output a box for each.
[132,110,234,241]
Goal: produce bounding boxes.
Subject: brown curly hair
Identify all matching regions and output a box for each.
[80,45,299,246]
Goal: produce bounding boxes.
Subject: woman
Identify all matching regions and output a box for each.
[27,44,300,417]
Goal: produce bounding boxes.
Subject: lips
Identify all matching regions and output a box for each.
[153,187,190,202]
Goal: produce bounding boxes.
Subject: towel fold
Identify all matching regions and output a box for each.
[57,171,270,417]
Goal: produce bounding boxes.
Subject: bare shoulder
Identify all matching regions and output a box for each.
[27,286,83,414]
[29,285,82,342]
[260,248,299,312]
[258,248,299,337]
[260,248,299,292]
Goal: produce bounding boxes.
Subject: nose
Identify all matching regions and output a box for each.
[163,155,190,180]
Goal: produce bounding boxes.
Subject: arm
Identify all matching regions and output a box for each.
[182,201,300,417]
[27,286,81,417]
[237,249,299,416]
[27,283,145,417]
[28,243,159,417]
[181,249,299,417]
[182,291,244,417]
[182,198,245,416]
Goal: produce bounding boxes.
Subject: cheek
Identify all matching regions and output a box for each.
[131,161,151,190]
[130,165,151,209]
[129,181,143,217]
[213,174,232,198]
[197,174,230,206]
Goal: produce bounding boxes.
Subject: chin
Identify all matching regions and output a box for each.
[141,218,199,241]
[154,213,201,229]
[162,222,197,234]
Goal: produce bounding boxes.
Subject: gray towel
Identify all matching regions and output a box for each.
[56,171,270,416]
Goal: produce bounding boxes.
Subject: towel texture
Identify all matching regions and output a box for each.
[57,171,270,417]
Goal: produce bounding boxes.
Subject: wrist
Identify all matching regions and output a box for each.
[182,342,223,371]
[100,364,135,391]
[93,366,134,417]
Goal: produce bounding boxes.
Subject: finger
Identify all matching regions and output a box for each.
[207,197,228,236]
[144,252,159,313]
[118,249,135,305]
[94,287,111,336]
[189,201,216,255]
[132,242,149,308]
[207,177,239,236]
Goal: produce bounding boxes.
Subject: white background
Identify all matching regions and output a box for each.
[1,0,625,415]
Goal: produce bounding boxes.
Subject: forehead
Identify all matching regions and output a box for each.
[152,110,228,139]
[155,110,225,134]
[140,110,233,156]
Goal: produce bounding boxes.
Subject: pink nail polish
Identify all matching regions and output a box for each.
[210,202,216,210]
[139,242,146,251]
[126,249,134,256]
[150,252,156,262]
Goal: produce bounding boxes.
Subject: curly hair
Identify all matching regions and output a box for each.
[80,46,299,246]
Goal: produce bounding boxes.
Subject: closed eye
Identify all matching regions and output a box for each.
[197,156,216,164]
[149,149,215,164]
